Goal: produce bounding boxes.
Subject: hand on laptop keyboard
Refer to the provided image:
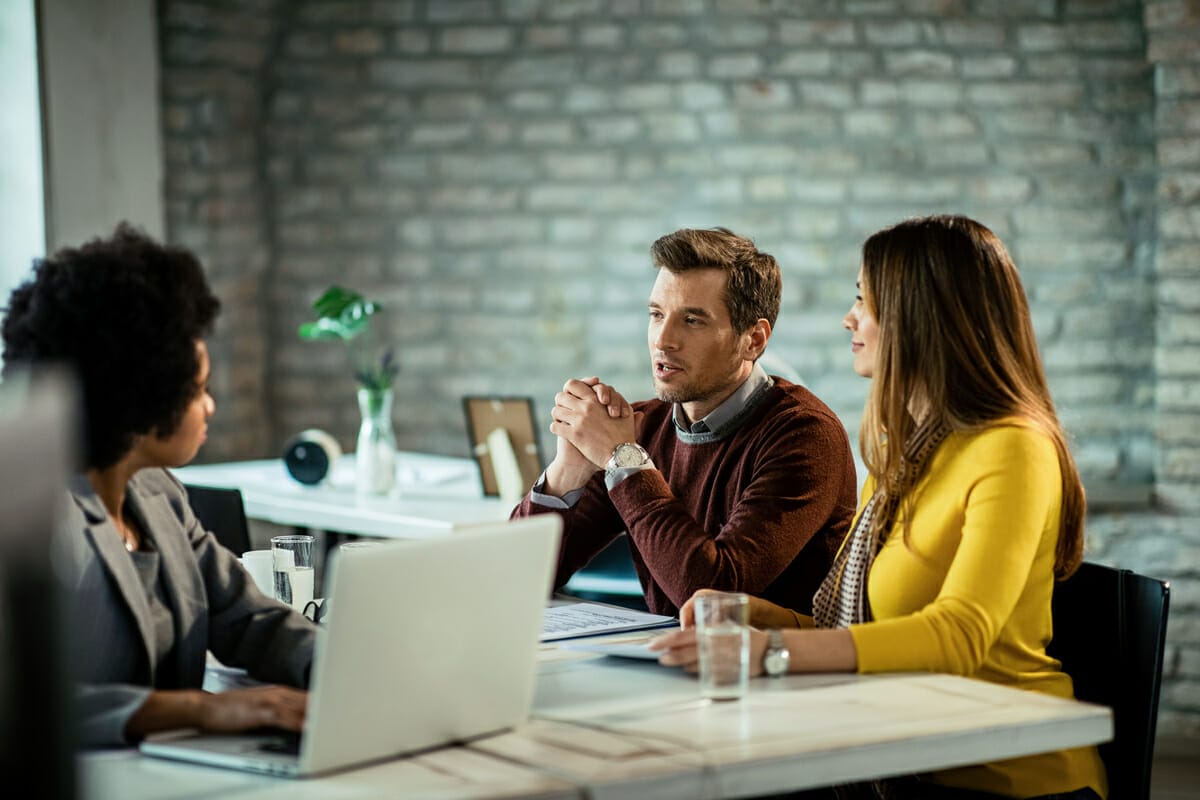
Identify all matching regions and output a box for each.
[194,685,309,734]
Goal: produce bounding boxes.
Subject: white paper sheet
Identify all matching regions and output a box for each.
[541,602,676,642]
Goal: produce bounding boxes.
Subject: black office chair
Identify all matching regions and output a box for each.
[1047,561,1170,800]
[183,484,252,556]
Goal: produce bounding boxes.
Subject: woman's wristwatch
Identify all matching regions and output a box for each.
[763,629,790,677]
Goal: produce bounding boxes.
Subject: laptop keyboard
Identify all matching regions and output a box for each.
[254,730,302,756]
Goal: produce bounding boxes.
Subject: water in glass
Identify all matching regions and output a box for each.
[698,622,750,700]
[273,565,314,611]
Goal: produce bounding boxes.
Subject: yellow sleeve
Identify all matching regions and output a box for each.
[850,426,1061,675]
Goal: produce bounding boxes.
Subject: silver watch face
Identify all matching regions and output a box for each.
[765,648,789,676]
[764,631,789,676]
[613,443,647,468]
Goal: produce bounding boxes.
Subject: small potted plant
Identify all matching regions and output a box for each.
[299,286,399,496]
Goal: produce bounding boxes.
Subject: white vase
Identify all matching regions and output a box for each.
[355,387,396,496]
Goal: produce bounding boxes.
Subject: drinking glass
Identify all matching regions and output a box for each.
[694,592,751,701]
[271,534,315,611]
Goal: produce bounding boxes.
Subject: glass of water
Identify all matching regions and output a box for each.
[271,534,315,611]
[694,592,751,701]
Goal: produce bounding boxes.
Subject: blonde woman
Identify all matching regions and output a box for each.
[652,215,1106,799]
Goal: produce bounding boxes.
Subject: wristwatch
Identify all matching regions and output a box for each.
[605,442,651,476]
[763,629,790,677]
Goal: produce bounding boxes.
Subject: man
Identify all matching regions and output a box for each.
[513,227,857,617]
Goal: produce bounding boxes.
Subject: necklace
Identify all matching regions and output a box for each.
[116,515,138,552]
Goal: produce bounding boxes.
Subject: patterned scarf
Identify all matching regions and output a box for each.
[813,420,950,629]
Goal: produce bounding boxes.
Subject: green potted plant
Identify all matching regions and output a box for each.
[299,286,399,496]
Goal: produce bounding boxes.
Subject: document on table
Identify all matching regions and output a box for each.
[558,633,666,660]
[541,602,677,642]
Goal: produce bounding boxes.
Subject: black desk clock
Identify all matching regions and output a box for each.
[282,429,342,485]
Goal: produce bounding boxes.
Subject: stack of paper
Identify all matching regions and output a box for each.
[541,602,676,642]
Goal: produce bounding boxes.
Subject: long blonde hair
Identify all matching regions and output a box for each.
[858,215,1085,579]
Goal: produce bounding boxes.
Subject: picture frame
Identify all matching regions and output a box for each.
[462,396,543,498]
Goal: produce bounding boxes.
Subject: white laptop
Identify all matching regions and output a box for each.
[139,514,561,777]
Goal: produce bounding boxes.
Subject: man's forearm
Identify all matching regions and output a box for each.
[543,460,599,496]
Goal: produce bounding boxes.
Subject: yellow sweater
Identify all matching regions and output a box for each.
[847,423,1107,799]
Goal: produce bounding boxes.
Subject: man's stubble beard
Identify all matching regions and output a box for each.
[653,377,714,406]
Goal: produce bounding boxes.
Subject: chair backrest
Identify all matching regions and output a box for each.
[183,484,252,555]
[1046,561,1170,800]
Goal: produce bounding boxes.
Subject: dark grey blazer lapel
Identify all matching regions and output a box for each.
[68,475,158,675]
[128,481,208,687]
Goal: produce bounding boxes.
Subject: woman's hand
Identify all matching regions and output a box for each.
[678,589,803,630]
[648,627,700,671]
[649,627,768,679]
[677,588,722,628]
[194,685,308,733]
[126,685,309,739]
[651,625,859,678]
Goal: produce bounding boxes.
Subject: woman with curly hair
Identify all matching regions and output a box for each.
[653,215,1106,799]
[2,224,314,747]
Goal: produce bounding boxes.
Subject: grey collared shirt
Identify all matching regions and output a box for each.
[530,362,775,507]
[671,360,773,441]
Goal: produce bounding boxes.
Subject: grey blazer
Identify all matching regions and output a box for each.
[61,468,315,746]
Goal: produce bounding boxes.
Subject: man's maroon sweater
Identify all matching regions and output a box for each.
[514,379,858,617]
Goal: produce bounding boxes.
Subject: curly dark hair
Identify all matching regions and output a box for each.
[2,223,220,469]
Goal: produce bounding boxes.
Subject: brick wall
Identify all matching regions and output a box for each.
[158,0,1198,747]
[160,0,284,460]
[1141,0,1200,752]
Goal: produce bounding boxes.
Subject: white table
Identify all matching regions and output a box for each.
[173,453,644,601]
[79,645,1112,800]
[78,744,576,800]
[173,453,511,540]
[514,651,1112,798]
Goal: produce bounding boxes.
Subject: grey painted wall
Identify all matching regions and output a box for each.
[156,0,1197,749]
[40,0,164,249]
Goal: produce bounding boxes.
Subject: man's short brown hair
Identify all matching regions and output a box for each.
[649,227,781,332]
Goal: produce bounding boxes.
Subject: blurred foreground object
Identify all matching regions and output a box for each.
[0,368,78,799]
